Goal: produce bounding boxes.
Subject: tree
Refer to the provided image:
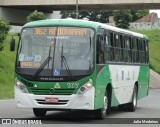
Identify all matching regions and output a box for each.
[0,18,11,51]
[61,11,76,19]
[26,10,46,22]
[113,10,132,29]
[60,10,113,23]
[130,10,149,22]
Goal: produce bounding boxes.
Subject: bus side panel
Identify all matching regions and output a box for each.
[94,64,117,109]
[109,64,140,106]
[137,65,150,99]
[110,89,119,107]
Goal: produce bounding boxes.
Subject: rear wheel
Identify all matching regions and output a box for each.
[127,85,138,112]
[118,104,127,111]
[94,91,108,119]
[33,108,47,117]
[118,85,138,112]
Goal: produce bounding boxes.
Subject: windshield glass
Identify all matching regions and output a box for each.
[16,27,94,77]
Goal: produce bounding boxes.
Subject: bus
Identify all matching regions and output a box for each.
[12,19,150,119]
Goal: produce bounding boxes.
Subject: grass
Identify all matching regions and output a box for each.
[0,34,18,99]
[0,29,160,99]
[132,29,160,74]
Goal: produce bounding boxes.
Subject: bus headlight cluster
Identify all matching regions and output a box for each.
[77,79,93,94]
[15,79,29,93]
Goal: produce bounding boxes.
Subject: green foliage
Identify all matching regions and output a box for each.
[26,10,46,22]
[130,10,149,22]
[0,19,11,51]
[132,29,160,73]
[60,10,113,23]
[113,10,132,29]
[0,34,18,99]
[113,10,149,29]
[61,10,149,28]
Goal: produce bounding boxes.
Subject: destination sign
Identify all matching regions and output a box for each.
[21,62,41,68]
[33,27,87,36]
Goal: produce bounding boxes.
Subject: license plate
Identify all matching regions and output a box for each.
[45,97,58,103]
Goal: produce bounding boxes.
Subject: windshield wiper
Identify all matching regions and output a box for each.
[33,46,52,79]
[61,45,72,79]
[33,56,52,79]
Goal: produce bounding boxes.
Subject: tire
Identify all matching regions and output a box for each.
[106,91,111,114]
[94,91,108,119]
[127,85,138,112]
[118,104,127,111]
[33,108,47,117]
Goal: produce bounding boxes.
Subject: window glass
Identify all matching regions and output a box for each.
[104,31,114,62]
[124,36,131,63]
[139,39,146,64]
[17,27,94,76]
[132,37,139,63]
[114,33,123,62]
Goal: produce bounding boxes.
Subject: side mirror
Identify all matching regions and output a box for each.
[10,37,15,51]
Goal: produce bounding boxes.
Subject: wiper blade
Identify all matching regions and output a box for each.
[61,45,72,78]
[34,46,52,79]
[33,56,52,79]
[61,55,72,78]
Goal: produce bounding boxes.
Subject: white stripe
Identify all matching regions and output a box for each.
[97,67,105,77]
[0,99,14,102]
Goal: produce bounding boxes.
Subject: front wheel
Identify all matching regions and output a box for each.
[33,108,47,117]
[94,91,108,119]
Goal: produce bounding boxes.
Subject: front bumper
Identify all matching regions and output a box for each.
[15,86,95,110]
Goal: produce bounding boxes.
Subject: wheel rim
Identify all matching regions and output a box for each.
[102,96,108,115]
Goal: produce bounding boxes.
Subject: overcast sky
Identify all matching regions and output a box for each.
[150,10,160,17]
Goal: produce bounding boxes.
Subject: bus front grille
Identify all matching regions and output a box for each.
[30,88,75,95]
[35,99,69,105]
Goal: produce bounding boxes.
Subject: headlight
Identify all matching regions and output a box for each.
[77,79,93,94]
[15,79,29,93]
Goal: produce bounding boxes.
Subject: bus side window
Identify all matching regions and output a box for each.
[120,34,123,62]
[96,34,105,64]
[110,33,114,61]
[145,40,149,64]
[104,31,113,62]
[143,40,146,64]
[132,37,139,63]
[124,36,131,63]
[114,33,123,62]
[139,39,146,64]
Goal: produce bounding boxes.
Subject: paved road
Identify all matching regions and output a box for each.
[0,89,160,125]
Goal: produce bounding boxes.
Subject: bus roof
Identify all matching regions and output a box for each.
[24,19,148,39]
[100,24,148,39]
[24,18,100,29]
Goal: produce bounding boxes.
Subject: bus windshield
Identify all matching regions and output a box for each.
[16,27,94,78]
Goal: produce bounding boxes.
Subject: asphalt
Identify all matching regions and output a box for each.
[149,69,160,89]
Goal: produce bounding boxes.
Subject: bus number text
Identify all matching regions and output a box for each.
[67,83,79,88]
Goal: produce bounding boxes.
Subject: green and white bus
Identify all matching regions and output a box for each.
[13,19,149,119]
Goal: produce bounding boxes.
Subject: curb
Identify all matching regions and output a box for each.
[0,99,14,102]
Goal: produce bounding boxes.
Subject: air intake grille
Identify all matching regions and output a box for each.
[31,88,75,95]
